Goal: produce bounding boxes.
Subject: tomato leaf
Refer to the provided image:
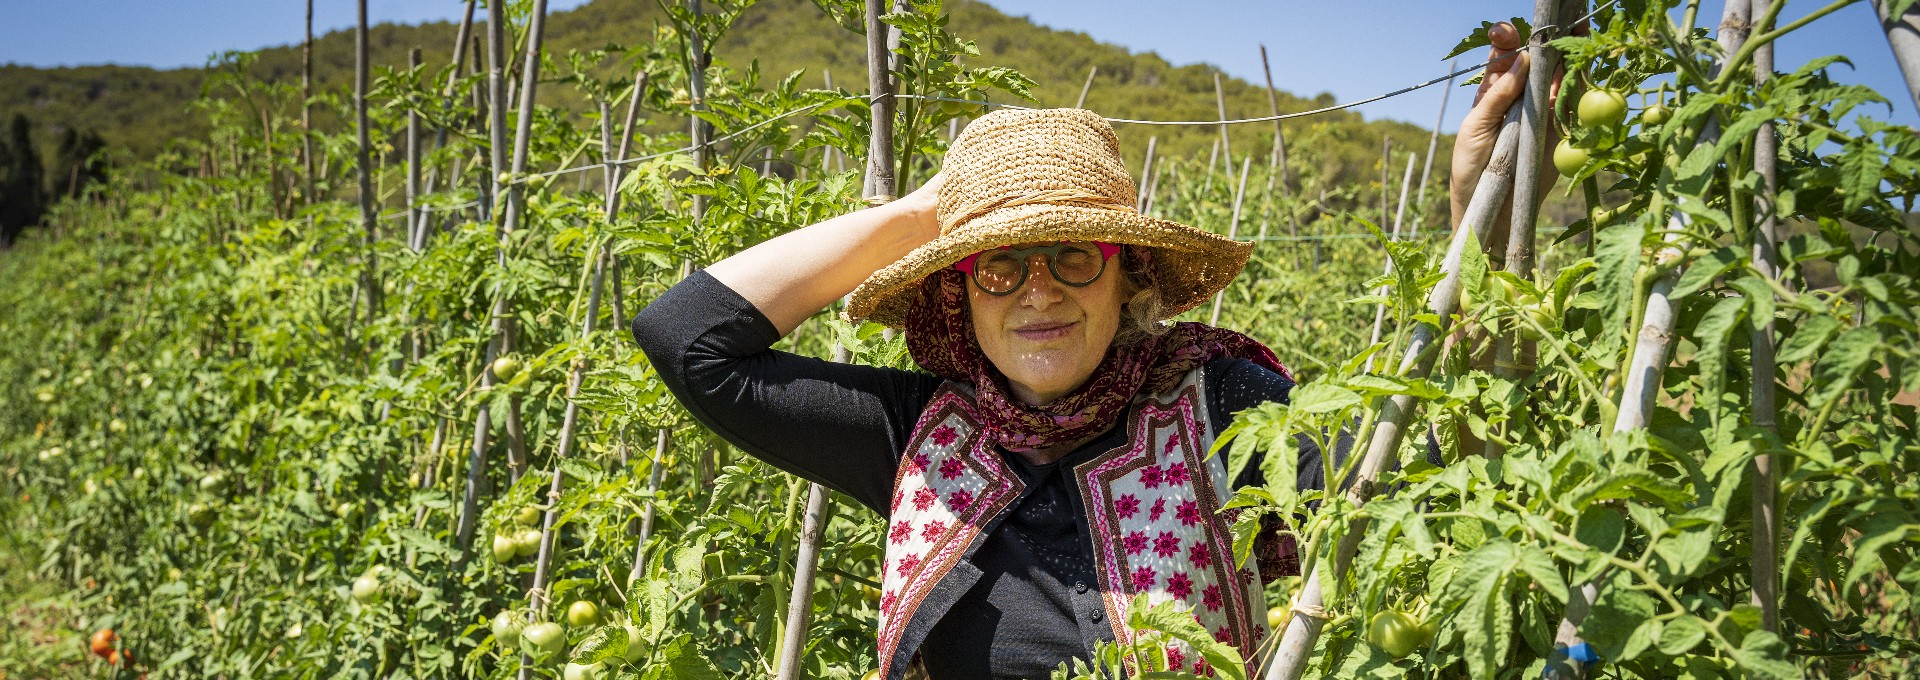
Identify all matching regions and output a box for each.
[572,625,628,664]
[1808,326,1879,409]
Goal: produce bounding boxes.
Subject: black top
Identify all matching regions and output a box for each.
[632,272,1369,679]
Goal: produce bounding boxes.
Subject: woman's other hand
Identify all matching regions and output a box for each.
[1448,21,1566,237]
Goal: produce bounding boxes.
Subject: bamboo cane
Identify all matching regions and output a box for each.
[1548,5,1751,675]
[1256,44,1298,245]
[778,5,902,675]
[1380,137,1392,230]
[1412,61,1458,237]
[1263,102,1527,680]
[1489,0,1568,459]
[1075,65,1098,108]
[406,48,424,252]
[1873,0,1920,115]
[1749,6,1781,637]
[1136,136,1157,212]
[302,0,314,205]
[354,0,379,332]
[1364,153,1419,375]
[1214,72,1233,176]
[411,0,478,245]
[1210,156,1253,326]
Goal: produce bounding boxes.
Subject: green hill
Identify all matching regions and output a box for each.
[0,0,1450,211]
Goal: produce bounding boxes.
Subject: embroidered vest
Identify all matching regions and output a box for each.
[876,368,1266,679]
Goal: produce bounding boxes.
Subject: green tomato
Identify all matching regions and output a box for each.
[566,600,602,628]
[1367,610,1424,659]
[1267,604,1289,630]
[514,529,543,558]
[491,533,519,563]
[335,501,361,520]
[351,575,382,604]
[1552,140,1591,176]
[1577,89,1628,129]
[491,356,522,382]
[563,662,601,680]
[492,611,525,646]
[521,621,566,657]
[187,502,215,528]
[516,506,542,527]
[528,174,551,190]
[623,624,646,663]
[1641,103,1672,126]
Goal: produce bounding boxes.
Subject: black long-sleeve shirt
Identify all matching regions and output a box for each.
[632,272,1382,678]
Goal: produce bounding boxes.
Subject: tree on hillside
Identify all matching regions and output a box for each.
[51,127,108,200]
[0,114,46,246]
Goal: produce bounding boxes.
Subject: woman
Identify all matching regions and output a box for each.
[633,35,1535,678]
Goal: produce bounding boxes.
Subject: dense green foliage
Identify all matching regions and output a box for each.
[2,0,1916,679]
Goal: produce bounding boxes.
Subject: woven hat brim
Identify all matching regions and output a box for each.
[845,204,1253,328]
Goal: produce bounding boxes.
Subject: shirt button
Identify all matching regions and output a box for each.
[1091,609,1104,623]
[1074,581,1088,594]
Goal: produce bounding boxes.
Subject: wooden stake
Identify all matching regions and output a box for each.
[1489,0,1568,459]
[1210,156,1253,326]
[1075,65,1098,108]
[1136,136,1156,212]
[1264,103,1526,680]
[1750,3,1782,638]
[1256,44,1298,244]
[354,0,379,331]
[302,0,314,205]
[1214,72,1233,175]
[1413,61,1458,236]
[1873,0,1920,115]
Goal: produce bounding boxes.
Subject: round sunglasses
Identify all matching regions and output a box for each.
[953,241,1122,296]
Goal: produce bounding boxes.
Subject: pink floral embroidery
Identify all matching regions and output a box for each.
[1115,494,1140,519]
[1124,530,1148,556]
[1202,584,1223,611]
[948,489,974,511]
[1188,541,1213,568]
[880,592,897,610]
[1153,531,1181,558]
[1165,646,1185,668]
[888,522,911,544]
[911,451,930,469]
[1167,572,1193,599]
[1150,498,1166,522]
[939,457,965,480]
[1193,658,1211,676]
[1140,464,1164,489]
[1165,461,1191,486]
[930,424,958,447]
[920,520,947,542]
[1176,499,1201,527]
[890,491,902,513]
[1213,626,1233,643]
[1131,565,1157,589]
[912,487,937,511]
[1164,435,1181,453]
[897,554,922,576]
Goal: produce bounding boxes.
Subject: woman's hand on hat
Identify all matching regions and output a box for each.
[1447,20,1566,236]
[897,170,946,244]
[702,170,950,336]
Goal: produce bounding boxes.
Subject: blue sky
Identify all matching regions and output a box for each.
[3,0,1913,132]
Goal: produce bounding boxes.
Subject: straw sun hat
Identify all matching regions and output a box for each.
[845,107,1254,328]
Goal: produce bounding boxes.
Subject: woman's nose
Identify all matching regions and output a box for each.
[1017,254,1063,309]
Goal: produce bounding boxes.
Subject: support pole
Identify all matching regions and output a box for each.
[1210,156,1253,326]
[1075,65,1098,108]
[1264,102,1527,680]
[1873,0,1920,115]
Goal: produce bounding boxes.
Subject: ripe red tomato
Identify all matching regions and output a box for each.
[90,628,117,658]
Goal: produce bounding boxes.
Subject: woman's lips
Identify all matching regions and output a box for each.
[1012,321,1077,342]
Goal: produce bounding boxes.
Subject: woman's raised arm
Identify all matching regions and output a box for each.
[704,173,945,336]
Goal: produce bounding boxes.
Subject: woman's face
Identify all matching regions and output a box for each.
[967,242,1129,406]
